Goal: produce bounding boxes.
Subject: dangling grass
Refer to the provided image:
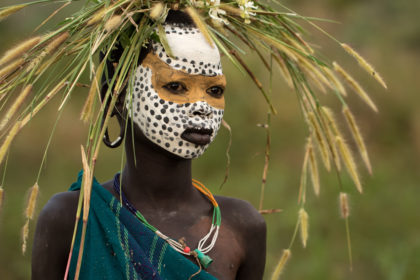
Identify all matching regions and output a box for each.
[0,0,385,276]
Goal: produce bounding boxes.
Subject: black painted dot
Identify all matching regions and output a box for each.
[170,108,175,113]
[168,127,173,132]
[153,122,158,127]
[154,103,159,107]
[182,58,188,62]
[178,149,182,153]
[165,143,170,148]
[163,117,169,123]
[160,109,166,114]
[174,132,179,136]
[156,115,162,120]
[145,105,149,111]
[166,58,172,64]
[150,110,155,116]
[159,99,165,105]
[178,141,183,146]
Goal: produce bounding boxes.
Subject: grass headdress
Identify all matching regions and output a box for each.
[0,0,386,278]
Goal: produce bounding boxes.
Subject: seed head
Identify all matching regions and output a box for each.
[299,208,309,248]
[341,43,387,89]
[150,3,165,20]
[343,106,372,174]
[22,219,29,254]
[104,15,123,32]
[336,136,363,193]
[339,192,350,218]
[25,182,39,220]
[271,249,291,280]
[333,62,378,112]
[0,37,40,67]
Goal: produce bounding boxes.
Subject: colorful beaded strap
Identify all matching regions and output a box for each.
[113,173,221,269]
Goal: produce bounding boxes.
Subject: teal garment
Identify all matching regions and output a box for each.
[68,172,218,280]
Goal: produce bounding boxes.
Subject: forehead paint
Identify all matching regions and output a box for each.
[142,53,226,109]
[152,25,223,76]
[126,24,225,159]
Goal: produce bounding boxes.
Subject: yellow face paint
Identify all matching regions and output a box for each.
[142,53,226,110]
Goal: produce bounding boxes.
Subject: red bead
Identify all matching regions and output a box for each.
[183,246,191,253]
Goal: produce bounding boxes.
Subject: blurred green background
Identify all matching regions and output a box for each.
[1,0,419,279]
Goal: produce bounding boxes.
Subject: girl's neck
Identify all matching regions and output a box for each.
[120,125,198,209]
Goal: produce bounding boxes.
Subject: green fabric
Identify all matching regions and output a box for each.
[68,172,218,280]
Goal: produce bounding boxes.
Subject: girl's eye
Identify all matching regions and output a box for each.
[163,82,187,94]
[206,86,224,98]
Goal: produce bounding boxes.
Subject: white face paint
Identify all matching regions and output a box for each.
[127,24,225,159]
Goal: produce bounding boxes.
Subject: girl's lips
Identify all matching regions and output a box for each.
[181,128,213,145]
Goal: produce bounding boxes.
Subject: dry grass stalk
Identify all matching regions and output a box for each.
[307,137,320,196]
[272,53,294,89]
[298,58,331,91]
[230,50,277,114]
[25,182,39,220]
[298,139,310,204]
[104,15,123,32]
[21,81,66,127]
[0,85,33,132]
[81,146,92,221]
[258,117,271,211]
[341,43,387,89]
[322,66,347,96]
[0,58,25,81]
[321,107,341,137]
[333,62,378,112]
[186,7,214,48]
[0,37,40,67]
[271,249,291,280]
[319,107,341,171]
[81,64,103,122]
[219,5,242,17]
[21,219,29,254]
[295,33,314,55]
[28,32,69,71]
[299,208,309,248]
[0,121,22,166]
[336,136,363,193]
[343,106,372,174]
[259,208,282,214]
[45,32,70,54]
[282,32,311,56]
[246,27,298,62]
[307,112,331,171]
[150,2,164,20]
[0,186,4,211]
[0,5,27,21]
[339,192,350,218]
[87,7,107,26]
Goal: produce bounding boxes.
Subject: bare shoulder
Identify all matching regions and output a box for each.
[214,196,266,279]
[32,190,80,280]
[37,190,80,230]
[215,195,266,233]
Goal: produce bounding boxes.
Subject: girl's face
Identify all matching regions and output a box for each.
[127,25,226,159]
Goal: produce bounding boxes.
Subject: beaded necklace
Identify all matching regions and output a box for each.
[113,173,221,269]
